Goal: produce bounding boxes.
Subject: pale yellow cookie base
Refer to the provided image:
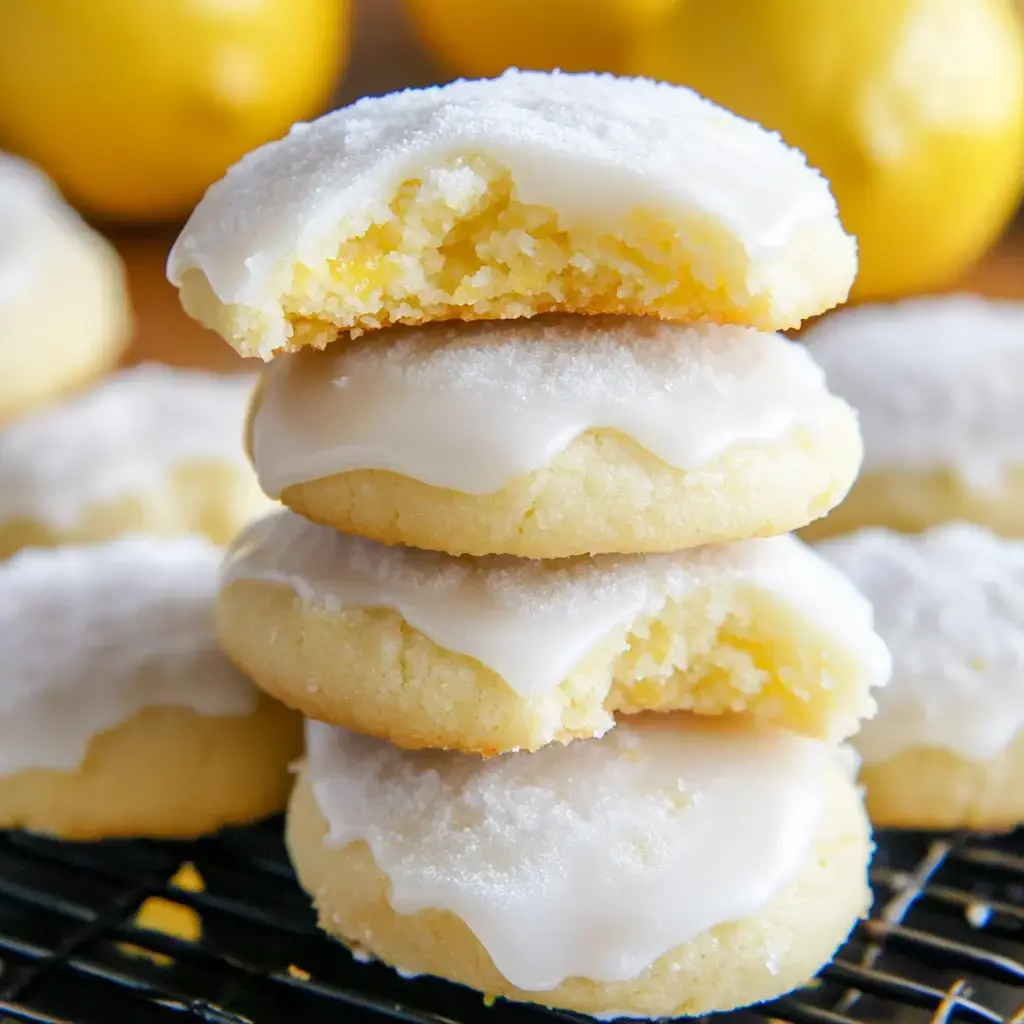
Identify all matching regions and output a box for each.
[0,697,302,841]
[0,462,275,559]
[179,153,854,359]
[0,229,130,422]
[860,730,1024,831]
[286,756,872,1018]
[217,568,878,755]
[275,403,861,558]
[802,467,1024,542]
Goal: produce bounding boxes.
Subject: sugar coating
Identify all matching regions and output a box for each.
[820,523,1024,764]
[224,509,891,698]
[254,316,842,496]
[805,295,1024,490]
[169,70,855,356]
[0,536,258,775]
[0,364,256,528]
[306,716,829,990]
[323,315,828,400]
[170,70,842,298]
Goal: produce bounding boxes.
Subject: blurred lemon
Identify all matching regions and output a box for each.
[0,0,349,221]
[404,0,676,78]
[632,0,1024,300]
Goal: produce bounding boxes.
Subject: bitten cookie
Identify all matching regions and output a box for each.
[169,70,855,359]
[287,716,872,1019]
[0,153,129,421]
[0,536,302,840]
[218,509,890,754]
[250,316,862,557]
[804,295,1024,540]
[821,524,1024,830]
[0,364,272,558]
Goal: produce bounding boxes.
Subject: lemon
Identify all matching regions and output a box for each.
[632,0,1024,300]
[0,0,349,221]
[404,0,676,78]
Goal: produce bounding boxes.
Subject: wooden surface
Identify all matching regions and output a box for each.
[115,223,1024,372]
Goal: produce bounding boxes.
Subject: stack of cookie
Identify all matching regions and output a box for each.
[169,71,891,1018]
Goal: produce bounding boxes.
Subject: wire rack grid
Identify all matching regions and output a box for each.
[0,822,1020,1024]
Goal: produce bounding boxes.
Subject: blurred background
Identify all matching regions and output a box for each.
[2,0,1023,369]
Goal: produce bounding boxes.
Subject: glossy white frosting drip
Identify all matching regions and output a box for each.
[0,364,257,528]
[0,536,259,775]
[307,715,829,990]
[223,509,890,697]
[168,70,852,356]
[806,295,1024,490]
[820,523,1024,764]
[253,316,839,496]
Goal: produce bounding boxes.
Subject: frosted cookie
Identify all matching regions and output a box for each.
[803,295,1024,541]
[287,716,872,1018]
[0,535,302,840]
[820,524,1024,830]
[0,153,129,420]
[251,316,862,557]
[0,363,273,558]
[169,70,856,360]
[218,509,890,754]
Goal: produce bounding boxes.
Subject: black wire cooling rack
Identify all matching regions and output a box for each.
[0,822,1020,1024]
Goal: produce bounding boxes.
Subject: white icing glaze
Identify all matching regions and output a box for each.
[253,316,840,496]
[820,523,1024,764]
[0,535,259,775]
[0,363,257,528]
[168,69,853,356]
[306,715,830,990]
[223,509,890,698]
[805,294,1024,490]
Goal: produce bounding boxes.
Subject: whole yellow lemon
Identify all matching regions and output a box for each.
[0,0,349,221]
[632,0,1024,300]
[403,0,676,78]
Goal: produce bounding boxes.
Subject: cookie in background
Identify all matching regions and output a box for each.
[0,535,301,841]
[821,524,1024,831]
[803,295,1024,541]
[0,364,273,559]
[0,154,129,423]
